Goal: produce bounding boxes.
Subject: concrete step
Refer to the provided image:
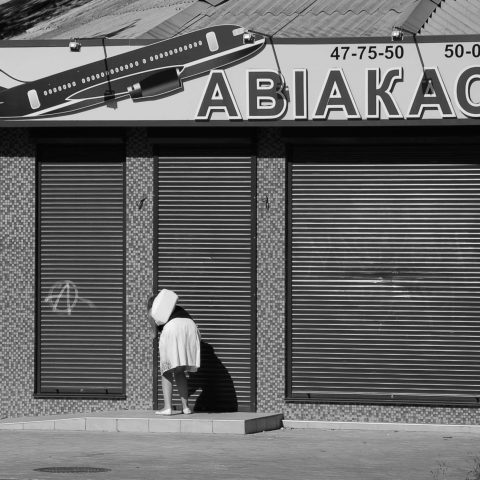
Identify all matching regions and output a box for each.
[0,410,283,435]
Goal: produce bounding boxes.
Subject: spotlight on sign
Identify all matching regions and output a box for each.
[391,27,404,42]
[243,31,255,44]
[69,38,82,52]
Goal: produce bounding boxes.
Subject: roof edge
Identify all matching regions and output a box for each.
[141,1,209,39]
[395,0,443,34]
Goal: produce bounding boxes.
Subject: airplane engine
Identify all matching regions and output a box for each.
[127,68,182,99]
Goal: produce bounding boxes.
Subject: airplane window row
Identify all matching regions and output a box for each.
[43,82,77,96]
[42,39,204,97]
[82,70,113,84]
[147,40,203,63]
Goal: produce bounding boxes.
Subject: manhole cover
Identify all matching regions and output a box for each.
[34,467,111,473]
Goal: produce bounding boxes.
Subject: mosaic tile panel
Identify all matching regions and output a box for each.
[256,128,286,413]
[281,403,480,425]
[0,129,36,420]
[124,127,155,409]
[3,125,480,425]
[255,127,480,424]
[1,128,156,419]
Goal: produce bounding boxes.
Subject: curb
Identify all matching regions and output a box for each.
[282,420,480,433]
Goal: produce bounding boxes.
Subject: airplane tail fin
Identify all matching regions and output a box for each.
[0,68,26,89]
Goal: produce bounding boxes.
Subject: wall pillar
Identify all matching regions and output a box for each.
[0,129,36,419]
[125,127,155,409]
[256,128,286,412]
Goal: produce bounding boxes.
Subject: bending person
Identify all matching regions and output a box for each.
[147,290,201,415]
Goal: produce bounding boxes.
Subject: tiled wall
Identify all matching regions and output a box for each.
[2,126,480,424]
[1,129,36,419]
[124,127,156,410]
[254,127,480,425]
[1,128,155,419]
[256,128,286,413]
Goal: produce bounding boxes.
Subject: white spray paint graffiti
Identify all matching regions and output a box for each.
[44,280,95,315]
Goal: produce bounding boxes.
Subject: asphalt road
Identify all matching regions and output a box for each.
[0,428,479,480]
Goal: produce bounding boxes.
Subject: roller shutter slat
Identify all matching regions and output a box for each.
[289,145,480,404]
[157,157,254,412]
[38,147,125,396]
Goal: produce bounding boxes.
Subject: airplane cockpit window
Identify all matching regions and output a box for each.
[206,32,219,52]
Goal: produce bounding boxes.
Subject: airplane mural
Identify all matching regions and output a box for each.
[0,25,265,118]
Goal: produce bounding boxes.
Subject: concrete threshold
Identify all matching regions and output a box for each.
[0,411,283,435]
[283,420,480,434]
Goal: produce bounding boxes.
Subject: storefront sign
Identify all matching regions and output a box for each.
[0,26,479,124]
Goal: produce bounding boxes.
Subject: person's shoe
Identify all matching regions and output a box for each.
[182,408,192,415]
[155,408,172,415]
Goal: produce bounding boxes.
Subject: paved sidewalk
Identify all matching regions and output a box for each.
[1,427,479,480]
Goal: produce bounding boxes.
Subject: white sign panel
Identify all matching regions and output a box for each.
[0,25,479,124]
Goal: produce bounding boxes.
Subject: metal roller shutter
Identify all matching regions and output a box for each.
[156,154,255,412]
[288,144,480,405]
[37,145,125,396]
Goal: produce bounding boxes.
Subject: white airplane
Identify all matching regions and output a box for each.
[0,25,265,118]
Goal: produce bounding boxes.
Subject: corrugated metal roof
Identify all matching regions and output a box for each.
[420,0,480,35]
[142,1,210,40]
[281,2,415,38]
[143,0,480,39]
[143,0,421,38]
[3,0,480,40]
[9,0,195,40]
[396,0,441,34]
